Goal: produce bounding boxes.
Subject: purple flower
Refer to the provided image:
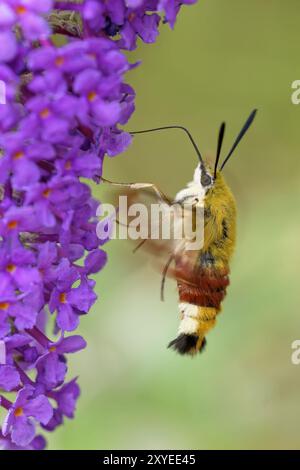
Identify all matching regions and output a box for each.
[75,71,122,127]
[0,431,46,450]
[0,31,17,62]
[0,131,55,189]
[49,262,97,331]
[24,95,78,144]
[53,379,80,419]
[0,273,18,337]
[81,0,193,50]
[0,333,31,365]
[83,249,107,275]
[10,287,44,331]
[36,334,86,390]
[119,11,160,49]
[0,365,20,391]
[0,239,40,290]
[0,0,53,40]
[42,378,80,432]
[2,386,53,447]
[36,353,67,391]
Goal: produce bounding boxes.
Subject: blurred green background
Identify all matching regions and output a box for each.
[49,0,300,450]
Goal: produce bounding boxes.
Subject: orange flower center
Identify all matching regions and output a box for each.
[128,12,136,21]
[64,161,72,170]
[87,91,97,102]
[42,188,51,198]
[14,407,24,417]
[6,263,16,273]
[55,56,65,67]
[7,220,18,230]
[16,5,27,15]
[59,293,67,303]
[49,346,56,353]
[13,150,24,160]
[40,108,50,119]
[0,302,9,311]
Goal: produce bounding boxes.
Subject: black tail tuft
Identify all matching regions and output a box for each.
[168,334,207,355]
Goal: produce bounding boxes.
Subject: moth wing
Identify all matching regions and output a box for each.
[102,182,204,290]
[105,185,177,253]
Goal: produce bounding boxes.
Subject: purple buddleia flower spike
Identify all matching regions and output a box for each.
[0,0,198,450]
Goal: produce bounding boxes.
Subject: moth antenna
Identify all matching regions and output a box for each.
[129,126,204,164]
[214,122,226,178]
[220,109,257,171]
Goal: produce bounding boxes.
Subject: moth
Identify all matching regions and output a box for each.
[102,110,257,356]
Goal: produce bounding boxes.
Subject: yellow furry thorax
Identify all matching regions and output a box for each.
[202,169,237,266]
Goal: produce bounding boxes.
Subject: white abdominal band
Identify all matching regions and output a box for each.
[178,302,199,335]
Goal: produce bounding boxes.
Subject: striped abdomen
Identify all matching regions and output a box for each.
[168,254,230,355]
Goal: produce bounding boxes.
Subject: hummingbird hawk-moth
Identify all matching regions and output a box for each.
[102,109,257,356]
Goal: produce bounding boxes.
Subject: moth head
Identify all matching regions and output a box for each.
[193,163,214,192]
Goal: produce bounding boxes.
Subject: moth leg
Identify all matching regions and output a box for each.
[133,238,148,253]
[101,177,171,205]
[161,253,175,302]
[115,218,129,228]
[160,240,186,301]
